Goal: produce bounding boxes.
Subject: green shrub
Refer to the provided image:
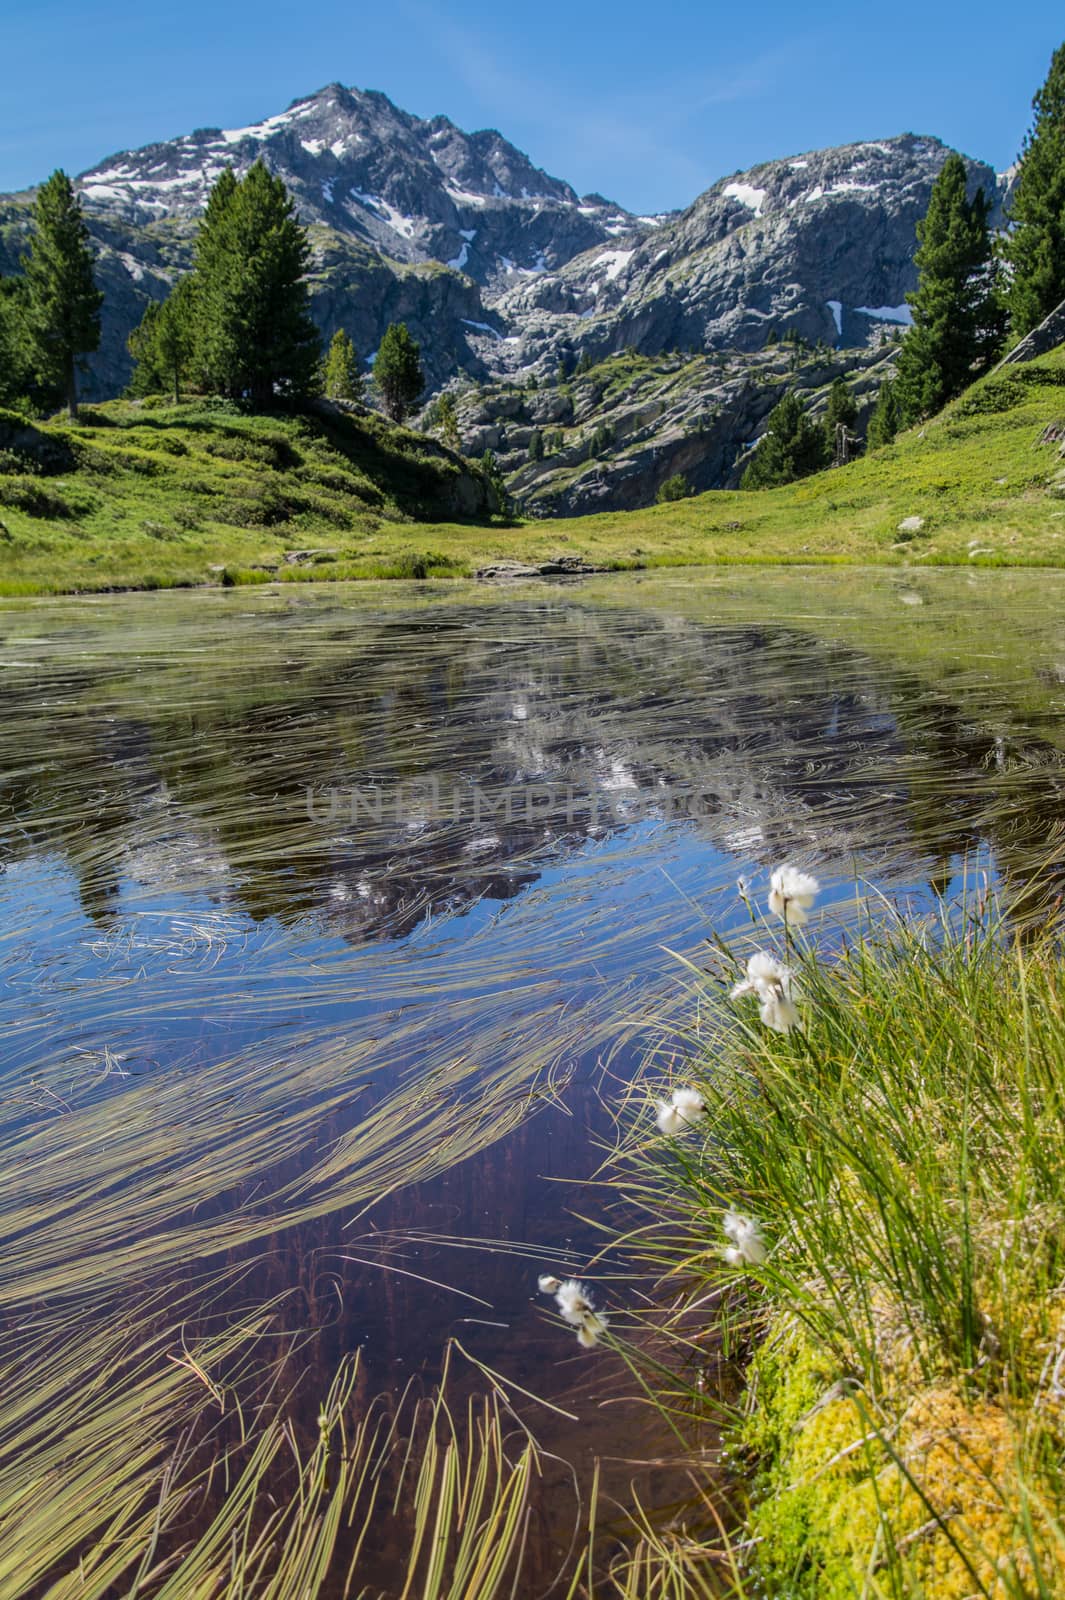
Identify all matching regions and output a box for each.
[212,486,307,527]
[656,472,690,503]
[955,378,1027,416]
[0,477,77,517]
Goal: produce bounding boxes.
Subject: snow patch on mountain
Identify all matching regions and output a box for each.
[856,303,913,324]
[723,182,767,216]
[591,249,634,283]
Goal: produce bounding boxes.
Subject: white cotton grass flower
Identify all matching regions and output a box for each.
[670,1087,705,1122]
[654,1084,705,1135]
[576,1310,609,1348]
[729,950,792,1001]
[550,1279,609,1349]
[555,1278,595,1325]
[723,1210,767,1266]
[537,1274,562,1295]
[768,864,820,926]
[729,951,801,1032]
[759,988,801,1033]
[655,1101,687,1135]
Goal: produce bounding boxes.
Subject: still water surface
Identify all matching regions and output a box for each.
[2,566,1064,1591]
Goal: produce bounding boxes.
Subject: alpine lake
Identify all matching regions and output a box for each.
[2,564,1064,1597]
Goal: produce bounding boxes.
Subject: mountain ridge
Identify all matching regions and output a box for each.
[0,85,1013,510]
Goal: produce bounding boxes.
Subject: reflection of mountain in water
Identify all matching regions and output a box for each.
[2,598,1064,935]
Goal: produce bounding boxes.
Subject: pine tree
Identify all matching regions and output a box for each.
[741,391,828,488]
[194,162,319,405]
[21,170,102,419]
[480,449,509,515]
[321,328,363,401]
[0,275,40,410]
[374,323,424,422]
[867,379,901,449]
[435,392,461,451]
[893,153,1003,423]
[1001,43,1065,337]
[127,276,195,403]
[823,376,858,461]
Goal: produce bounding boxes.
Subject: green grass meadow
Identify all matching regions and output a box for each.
[1,348,1065,593]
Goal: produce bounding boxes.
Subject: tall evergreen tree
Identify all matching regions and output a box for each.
[435,392,461,451]
[823,376,858,461]
[741,391,828,488]
[194,162,320,404]
[893,153,1003,423]
[127,276,196,403]
[320,328,363,401]
[21,170,102,419]
[0,276,36,410]
[1001,42,1065,337]
[867,379,901,449]
[374,323,424,422]
[480,448,509,516]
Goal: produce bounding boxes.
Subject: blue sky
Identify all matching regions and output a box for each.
[2,2,1061,211]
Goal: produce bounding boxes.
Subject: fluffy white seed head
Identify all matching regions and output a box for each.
[670,1086,705,1123]
[537,1274,562,1295]
[576,1309,609,1348]
[759,990,801,1033]
[768,864,820,925]
[746,951,792,989]
[655,1101,687,1135]
[723,1211,767,1265]
[555,1278,594,1324]
[731,953,796,1018]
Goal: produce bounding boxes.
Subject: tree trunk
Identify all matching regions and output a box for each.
[66,353,78,421]
[172,362,180,406]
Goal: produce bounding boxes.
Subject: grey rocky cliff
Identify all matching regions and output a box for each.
[484,135,1008,377]
[454,343,896,517]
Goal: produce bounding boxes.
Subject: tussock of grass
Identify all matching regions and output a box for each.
[612,902,1065,1597]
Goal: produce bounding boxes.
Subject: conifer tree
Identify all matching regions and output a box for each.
[0,276,38,409]
[893,153,1003,423]
[321,328,363,401]
[127,276,195,403]
[480,448,509,515]
[194,162,319,404]
[374,323,424,422]
[1001,42,1065,336]
[867,379,901,449]
[741,391,828,488]
[823,376,858,461]
[21,170,102,418]
[435,392,461,451]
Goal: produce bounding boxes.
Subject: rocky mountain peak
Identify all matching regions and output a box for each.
[72,83,635,286]
[483,132,1005,373]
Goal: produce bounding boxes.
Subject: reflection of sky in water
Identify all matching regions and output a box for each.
[0,818,990,1092]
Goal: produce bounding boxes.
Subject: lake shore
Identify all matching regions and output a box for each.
[2,345,1064,596]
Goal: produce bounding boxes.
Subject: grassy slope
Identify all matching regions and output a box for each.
[1,349,1064,593]
[0,397,489,594]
